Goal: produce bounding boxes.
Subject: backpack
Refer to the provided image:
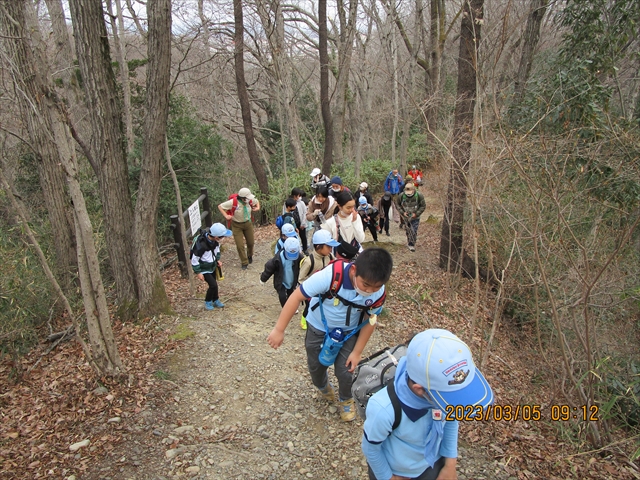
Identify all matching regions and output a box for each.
[310,259,386,327]
[225,193,255,227]
[351,344,407,426]
[275,212,296,230]
[189,228,205,259]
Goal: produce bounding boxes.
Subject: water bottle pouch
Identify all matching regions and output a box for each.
[318,332,345,367]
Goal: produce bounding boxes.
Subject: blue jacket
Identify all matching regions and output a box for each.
[384,172,403,194]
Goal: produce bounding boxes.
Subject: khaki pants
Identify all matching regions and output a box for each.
[231,220,254,266]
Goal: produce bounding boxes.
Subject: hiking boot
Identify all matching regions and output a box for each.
[204,300,214,310]
[385,232,390,236]
[409,245,415,252]
[318,382,335,402]
[300,315,307,330]
[339,398,356,422]
[248,256,253,264]
[241,264,248,270]
[213,299,225,308]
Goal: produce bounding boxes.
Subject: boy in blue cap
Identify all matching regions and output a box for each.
[275,222,299,253]
[261,237,302,307]
[191,223,233,310]
[267,247,393,422]
[361,329,494,480]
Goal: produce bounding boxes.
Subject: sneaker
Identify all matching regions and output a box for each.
[385,232,390,236]
[248,256,253,264]
[409,246,415,252]
[300,316,307,330]
[213,299,225,308]
[339,398,356,422]
[318,382,335,402]
[241,265,248,270]
[204,300,214,310]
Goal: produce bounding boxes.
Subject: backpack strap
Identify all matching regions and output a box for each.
[386,381,402,431]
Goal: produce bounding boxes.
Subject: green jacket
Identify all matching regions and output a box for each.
[397,191,426,219]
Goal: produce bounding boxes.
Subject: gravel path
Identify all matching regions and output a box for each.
[90,200,511,480]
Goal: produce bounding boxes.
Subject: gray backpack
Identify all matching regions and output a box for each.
[351,344,407,422]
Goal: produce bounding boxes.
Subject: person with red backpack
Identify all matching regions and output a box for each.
[267,248,393,422]
[218,187,260,270]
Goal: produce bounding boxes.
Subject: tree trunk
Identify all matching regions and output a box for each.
[233,0,269,196]
[439,0,483,272]
[68,0,138,316]
[425,0,445,132]
[132,0,172,317]
[513,0,548,104]
[319,0,334,175]
[332,0,358,165]
[0,1,77,291]
[0,1,123,375]
[106,0,135,155]
[391,26,399,166]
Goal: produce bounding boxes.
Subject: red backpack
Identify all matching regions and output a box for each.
[224,194,239,227]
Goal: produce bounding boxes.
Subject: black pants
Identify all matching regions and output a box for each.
[203,273,219,302]
[364,221,378,241]
[276,285,295,307]
[367,457,445,480]
[299,227,308,251]
[380,206,390,234]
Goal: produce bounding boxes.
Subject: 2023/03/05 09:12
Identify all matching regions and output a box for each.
[443,404,600,422]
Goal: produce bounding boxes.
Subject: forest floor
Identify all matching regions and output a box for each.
[1,188,638,479]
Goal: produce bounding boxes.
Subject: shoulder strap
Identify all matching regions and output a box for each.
[329,259,346,296]
[386,382,402,431]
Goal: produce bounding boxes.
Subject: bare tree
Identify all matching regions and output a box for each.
[233,0,270,195]
[0,1,77,290]
[513,0,548,104]
[132,0,172,316]
[68,0,138,316]
[319,0,334,174]
[439,0,484,273]
[0,0,123,375]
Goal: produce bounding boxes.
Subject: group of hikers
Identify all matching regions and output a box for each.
[189,166,494,480]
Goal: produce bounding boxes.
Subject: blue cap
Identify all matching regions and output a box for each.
[283,237,300,260]
[312,229,340,247]
[209,223,232,237]
[281,223,297,237]
[358,196,368,205]
[406,329,493,411]
[330,176,342,186]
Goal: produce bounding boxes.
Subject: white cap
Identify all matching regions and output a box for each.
[310,168,321,177]
[283,237,301,260]
[359,182,368,190]
[238,188,255,201]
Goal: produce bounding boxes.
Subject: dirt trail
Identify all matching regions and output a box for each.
[90,197,509,480]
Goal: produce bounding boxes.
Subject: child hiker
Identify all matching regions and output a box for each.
[275,223,298,253]
[298,229,339,330]
[191,223,233,310]
[267,247,393,422]
[260,237,301,307]
[361,329,494,480]
[357,196,379,242]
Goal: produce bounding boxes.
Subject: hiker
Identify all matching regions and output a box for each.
[260,237,301,307]
[267,248,393,422]
[407,164,424,187]
[287,187,308,251]
[307,186,336,232]
[357,196,379,242]
[275,223,299,254]
[361,329,494,480]
[191,223,233,310]
[329,176,352,199]
[322,191,365,261]
[357,182,374,206]
[279,198,301,234]
[383,169,404,200]
[298,229,339,330]
[310,167,331,191]
[376,192,396,237]
[397,182,426,252]
[218,187,260,270]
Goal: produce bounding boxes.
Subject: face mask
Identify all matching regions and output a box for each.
[315,200,323,205]
[354,284,373,297]
[405,191,415,197]
[338,210,349,218]
[332,187,341,193]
